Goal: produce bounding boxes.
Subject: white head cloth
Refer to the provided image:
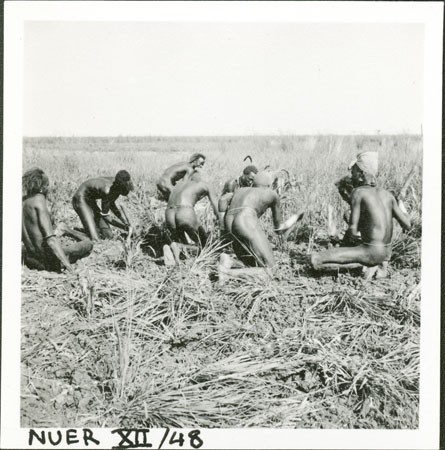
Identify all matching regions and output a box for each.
[348,151,379,176]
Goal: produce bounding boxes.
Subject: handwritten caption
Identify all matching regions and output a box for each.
[28,428,204,449]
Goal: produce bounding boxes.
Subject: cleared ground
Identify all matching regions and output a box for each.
[21,135,421,428]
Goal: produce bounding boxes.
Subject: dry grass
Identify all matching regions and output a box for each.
[21,134,421,428]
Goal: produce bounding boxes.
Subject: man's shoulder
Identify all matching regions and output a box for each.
[225,178,237,189]
[171,161,190,171]
[24,194,47,209]
[352,185,373,196]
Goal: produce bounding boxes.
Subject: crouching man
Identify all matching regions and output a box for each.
[156,153,206,201]
[218,171,303,284]
[22,168,93,272]
[311,151,411,279]
[72,170,133,241]
[163,171,219,265]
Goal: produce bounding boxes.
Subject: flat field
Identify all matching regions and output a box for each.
[21,135,422,428]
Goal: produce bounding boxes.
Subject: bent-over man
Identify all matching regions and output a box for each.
[311,152,411,279]
[22,168,93,272]
[218,171,302,283]
[163,171,218,265]
[72,170,133,241]
[221,165,258,195]
[156,153,206,201]
[219,165,258,231]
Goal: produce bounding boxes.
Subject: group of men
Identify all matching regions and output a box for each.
[22,150,411,282]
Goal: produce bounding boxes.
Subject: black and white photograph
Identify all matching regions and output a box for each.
[2,2,442,449]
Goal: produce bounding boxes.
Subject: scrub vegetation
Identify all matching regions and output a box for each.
[21,134,421,428]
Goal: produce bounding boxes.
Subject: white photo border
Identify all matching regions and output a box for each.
[2,1,442,449]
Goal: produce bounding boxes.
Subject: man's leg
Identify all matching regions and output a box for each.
[165,208,183,265]
[73,199,101,241]
[56,223,90,242]
[62,240,93,264]
[94,213,114,239]
[23,254,47,271]
[232,215,275,268]
[311,244,386,271]
[174,208,203,258]
[218,253,271,285]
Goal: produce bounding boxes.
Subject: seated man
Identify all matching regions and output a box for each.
[72,170,133,241]
[311,151,411,279]
[156,153,206,201]
[22,168,93,273]
[218,171,303,283]
[163,171,219,265]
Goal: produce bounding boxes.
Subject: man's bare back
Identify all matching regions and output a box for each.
[157,154,206,201]
[74,177,114,202]
[217,171,304,282]
[168,177,214,209]
[351,186,398,245]
[222,178,283,268]
[22,168,93,272]
[22,194,53,259]
[225,187,282,233]
[158,162,193,191]
[165,173,218,261]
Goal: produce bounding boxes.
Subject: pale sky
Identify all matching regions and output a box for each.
[24,22,424,136]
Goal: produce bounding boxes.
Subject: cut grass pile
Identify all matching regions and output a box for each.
[21,134,421,428]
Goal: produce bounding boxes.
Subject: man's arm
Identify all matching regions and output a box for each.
[207,187,219,217]
[342,190,362,245]
[219,193,234,213]
[172,165,194,185]
[110,202,127,224]
[392,196,411,231]
[102,197,128,228]
[222,179,236,195]
[270,193,283,232]
[348,190,361,236]
[218,192,233,231]
[35,201,73,272]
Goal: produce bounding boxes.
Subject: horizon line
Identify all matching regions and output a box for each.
[23,132,423,139]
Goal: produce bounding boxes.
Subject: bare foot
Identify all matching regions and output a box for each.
[375,261,389,279]
[163,245,176,266]
[170,242,182,265]
[218,254,232,285]
[362,265,379,280]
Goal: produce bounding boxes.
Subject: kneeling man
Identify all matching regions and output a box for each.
[22,168,93,273]
[218,171,303,283]
[72,170,133,241]
[164,172,218,265]
[156,153,206,201]
[311,151,411,279]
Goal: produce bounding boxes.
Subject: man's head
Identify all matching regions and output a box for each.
[240,165,258,187]
[189,153,206,169]
[114,170,134,195]
[22,167,49,197]
[348,151,378,187]
[335,176,355,204]
[253,171,274,188]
